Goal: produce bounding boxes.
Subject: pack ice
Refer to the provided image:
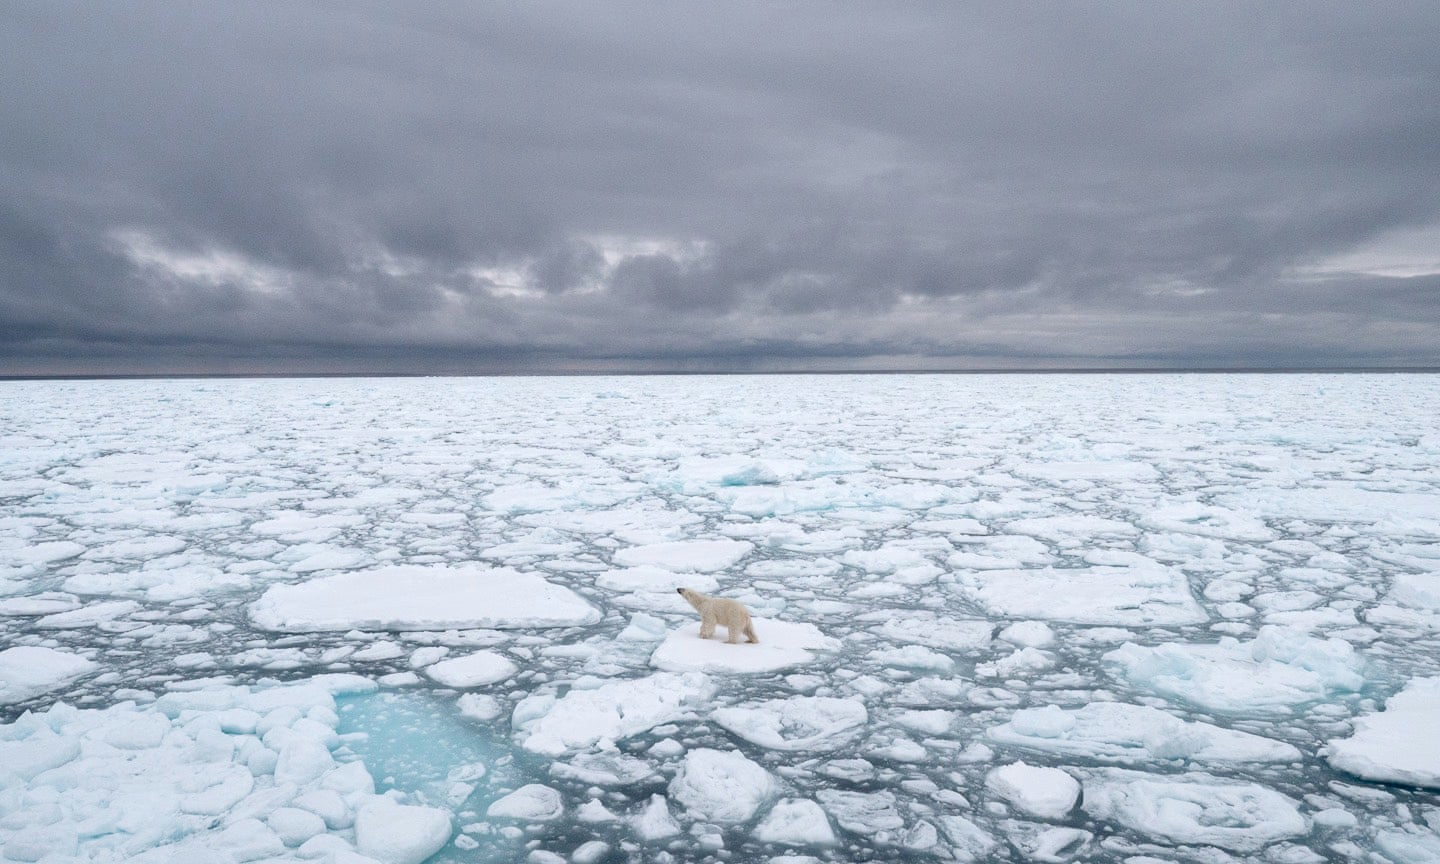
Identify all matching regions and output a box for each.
[4,373,1440,863]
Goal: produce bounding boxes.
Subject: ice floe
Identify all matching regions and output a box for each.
[651,619,840,674]
[954,562,1206,626]
[0,646,96,706]
[1079,768,1309,852]
[1326,676,1440,789]
[669,748,778,823]
[1104,625,1365,714]
[713,696,868,751]
[512,672,715,755]
[988,701,1302,765]
[249,565,601,631]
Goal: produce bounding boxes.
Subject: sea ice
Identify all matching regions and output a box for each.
[954,562,1206,626]
[512,672,716,755]
[712,696,868,751]
[0,646,96,705]
[669,748,779,823]
[1080,768,1309,852]
[487,784,565,821]
[249,565,601,631]
[423,650,518,687]
[987,702,1302,765]
[651,619,839,674]
[1104,626,1364,714]
[1326,676,1440,789]
[984,762,1080,819]
[755,798,838,846]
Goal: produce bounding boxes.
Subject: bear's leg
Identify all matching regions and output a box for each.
[726,623,740,644]
[745,622,759,643]
[699,612,716,640]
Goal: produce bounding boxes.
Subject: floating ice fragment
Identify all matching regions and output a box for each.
[249,565,601,631]
[355,799,453,864]
[1104,626,1364,715]
[985,762,1080,820]
[870,645,955,673]
[513,672,716,755]
[670,748,779,823]
[0,646,96,705]
[652,619,839,674]
[425,651,518,687]
[1326,677,1440,789]
[487,784,564,821]
[633,794,681,840]
[954,563,1206,626]
[713,696,868,751]
[988,702,1301,765]
[755,798,837,845]
[1079,768,1308,852]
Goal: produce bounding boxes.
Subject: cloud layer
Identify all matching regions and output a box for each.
[4,2,1440,373]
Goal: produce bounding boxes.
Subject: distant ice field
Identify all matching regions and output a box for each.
[2,373,1440,863]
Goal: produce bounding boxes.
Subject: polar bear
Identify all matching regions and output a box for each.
[676,587,759,644]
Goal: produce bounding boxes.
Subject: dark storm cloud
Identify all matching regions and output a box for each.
[3,0,1440,374]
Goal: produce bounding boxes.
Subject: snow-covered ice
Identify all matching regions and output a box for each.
[650,619,839,674]
[4,373,1440,863]
[1327,676,1440,788]
[249,565,600,631]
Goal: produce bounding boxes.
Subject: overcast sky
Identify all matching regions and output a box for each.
[3,2,1440,375]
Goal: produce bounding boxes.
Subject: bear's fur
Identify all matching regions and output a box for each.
[676,587,759,644]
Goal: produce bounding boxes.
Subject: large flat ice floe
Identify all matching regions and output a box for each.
[1104,625,1365,714]
[988,702,1302,765]
[0,646,96,706]
[953,562,1206,626]
[248,565,601,631]
[650,619,840,674]
[1079,768,1309,852]
[1326,676,1440,789]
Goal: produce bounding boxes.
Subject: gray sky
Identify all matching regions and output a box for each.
[4,1,1440,374]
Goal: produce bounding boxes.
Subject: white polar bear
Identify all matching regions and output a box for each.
[676,587,759,644]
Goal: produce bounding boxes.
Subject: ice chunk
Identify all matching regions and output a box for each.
[614,539,754,572]
[954,563,1206,626]
[870,612,993,651]
[0,646,96,705]
[249,565,601,631]
[999,621,1054,648]
[985,762,1080,819]
[1327,676,1440,789]
[870,645,955,673]
[713,696,868,751]
[633,794,681,840]
[1080,768,1308,852]
[487,784,565,821]
[755,798,837,845]
[513,672,716,755]
[424,650,518,687]
[816,789,904,840]
[355,800,453,864]
[988,702,1302,765]
[670,748,779,823]
[33,599,141,629]
[1104,626,1364,714]
[652,619,839,674]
